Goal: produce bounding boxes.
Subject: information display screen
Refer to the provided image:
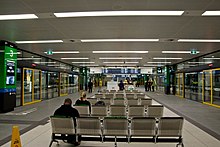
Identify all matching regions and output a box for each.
[103,68,140,74]
[6,61,15,85]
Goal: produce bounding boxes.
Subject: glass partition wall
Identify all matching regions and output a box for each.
[176,73,184,98]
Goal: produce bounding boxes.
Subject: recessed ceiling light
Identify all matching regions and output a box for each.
[44,51,79,54]
[99,57,142,60]
[72,62,95,63]
[162,51,200,54]
[93,51,148,53]
[61,58,89,60]
[15,40,63,44]
[178,39,220,42]
[54,11,184,18]
[0,14,38,20]
[202,11,220,16]
[81,39,158,42]
[153,57,182,60]
[147,62,171,64]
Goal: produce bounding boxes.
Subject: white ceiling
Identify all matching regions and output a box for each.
[1,0,220,68]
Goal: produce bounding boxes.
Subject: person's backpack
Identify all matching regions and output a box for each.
[95,101,105,106]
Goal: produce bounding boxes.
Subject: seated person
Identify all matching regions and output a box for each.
[54,98,80,145]
[75,92,91,112]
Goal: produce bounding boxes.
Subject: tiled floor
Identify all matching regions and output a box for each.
[2,99,220,147]
[1,87,220,147]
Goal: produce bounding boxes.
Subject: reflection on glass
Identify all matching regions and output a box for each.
[212,70,220,105]
[34,70,41,101]
[179,73,183,97]
[176,74,179,95]
[24,69,33,103]
[42,71,48,100]
[16,68,21,106]
[60,73,69,96]
[203,71,211,103]
[48,72,59,98]
[185,72,202,102]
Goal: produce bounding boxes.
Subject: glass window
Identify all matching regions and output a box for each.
[212,69,220,105]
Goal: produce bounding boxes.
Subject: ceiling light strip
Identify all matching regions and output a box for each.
[0,14,38,20]
[16,40,63,44]
[202,11,220,16]
[44,51,79,54]
[93,51,148,53]
[61,58,89,60]
[153,57,182,60]
[54,11,184,18]
[82,39,158,42]
[100,57,142,60]
[178,39,220,42]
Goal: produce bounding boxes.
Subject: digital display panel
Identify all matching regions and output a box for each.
[102,68,140,74]
[6,61,15,85]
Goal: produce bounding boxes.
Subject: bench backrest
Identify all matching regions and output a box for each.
[103,117,128,136]
[50,116,75,134]
[76,117,101,135]
[91,105,108,117]
[130,117,156,137]
[73,105,90,116]
[157,117,184,137]
[146,105,163,118]
[128,105,145,117]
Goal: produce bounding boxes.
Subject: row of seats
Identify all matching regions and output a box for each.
[73,105,164,118]
[88,98,152,106]
[94,93,147,99]
[101,89,140,93]
[50,116,184,147]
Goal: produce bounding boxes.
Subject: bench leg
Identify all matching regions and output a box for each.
[49,139,59,147]
[114,136,117,147]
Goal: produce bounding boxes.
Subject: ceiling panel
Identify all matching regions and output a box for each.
[0,0,219,67]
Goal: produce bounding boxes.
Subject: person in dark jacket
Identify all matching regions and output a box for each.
[118,80,125,91]
[54,98,80,145]
[88,80,93,93]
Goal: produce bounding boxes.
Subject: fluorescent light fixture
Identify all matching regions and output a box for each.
[82,39,158,42]
[0,14,38,20]
[178,39,220,42]
[72,62,95,63]
[144,64,163,66]
[44,51,79,54]
[80,64,99,67]
[202,11,220,16]
[47,64,61,67]
[61,58,89,60]
[125,62,139,64]
[105,64,137,67]
[153,57,182,60]
[162,51,200,54]
[203,57,220,60]
[100,57,142,60]
[17,58,41,60]
[54,11,184,18]
[147,62,171,64]
[15,40,63,44]
[34,62,56,64]
[188,62,212,64]
[93,51,148,53]
[103,62,124,64]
